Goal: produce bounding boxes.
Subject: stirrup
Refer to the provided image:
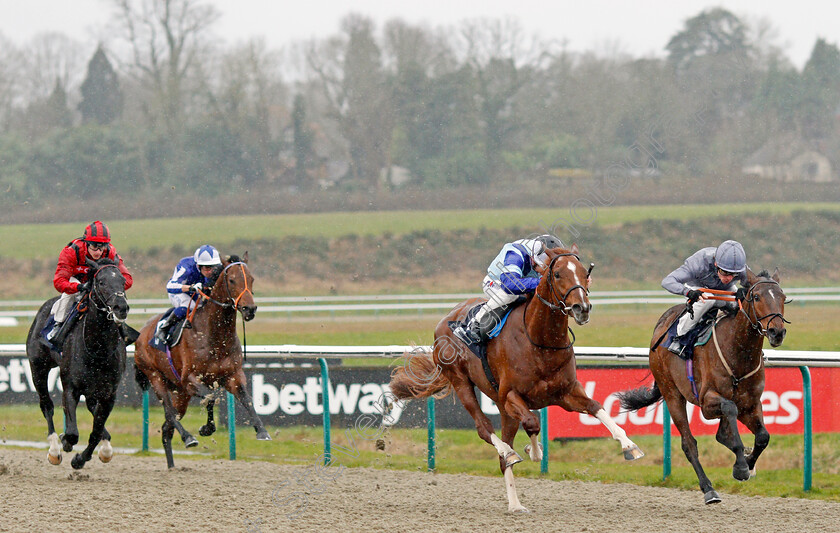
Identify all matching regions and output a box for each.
[453,325,479,345]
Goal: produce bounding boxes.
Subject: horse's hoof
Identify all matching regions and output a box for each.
[71,454,86,470]
[524,444,542,462]
[733,465,750,481]
[704,490,722,504]
[256,430,271,441]
[198,425,215,437]
[98,442,113,463]
[184,436,199,448]
[623,445,645,461]
[504,450,523,467]
[47,452,62,465]
[508,506,530,514]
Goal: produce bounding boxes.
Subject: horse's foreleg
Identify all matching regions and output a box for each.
[702,391,749,481]
[738,404,770,478]
[61,385,80,452]
[498,412,528,514]
[199,399,217,437]
[71,395,115,470]
[226,371,270,441]
[86,398,113,463]
[500,390,542,462]
[667,393,720,504]
[558,380,643,460]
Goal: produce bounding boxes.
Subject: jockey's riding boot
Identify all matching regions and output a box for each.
[50,322,71,352]
[453,322,481,345]
[667,335,685,355]
[39,321,63,350]
[154,315,174,344]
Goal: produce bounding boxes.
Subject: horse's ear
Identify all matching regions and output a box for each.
[570,243,579,254]
[745,268,757,286]
[242,251,249,264]
[771,267,781,283]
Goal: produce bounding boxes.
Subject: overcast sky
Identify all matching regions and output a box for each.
[1,0,837,69]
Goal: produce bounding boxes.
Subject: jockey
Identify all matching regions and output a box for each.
[453,234,565,345]
[43,221,133,350]
[662,240,749,353]
[153,244,222,343]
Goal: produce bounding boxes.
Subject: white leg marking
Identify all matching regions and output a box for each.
[47,432,62,465]
[595,409,644,458]
[98,439,114,463]
[491,433,514,457]
[504,467,529,513]
[525,434,543,462]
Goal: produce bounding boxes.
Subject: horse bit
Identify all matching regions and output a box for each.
[197,262,253,311]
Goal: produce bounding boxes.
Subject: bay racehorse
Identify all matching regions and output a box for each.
[617,268,788,504]
[26,258,130,469]
[134,253,271,468]
[390,245,644,513]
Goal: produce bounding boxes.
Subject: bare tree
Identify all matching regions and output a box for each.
[110,0,219,133]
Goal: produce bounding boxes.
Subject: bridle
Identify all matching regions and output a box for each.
[198,262,254,312]
[524,252,592,350]
[739,279,791,337]
[533,253,591,315]
[88,264,127,324]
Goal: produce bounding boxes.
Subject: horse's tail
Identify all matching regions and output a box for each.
[616,381,662,411]
[389,349,453,400]
[134,363,151,391]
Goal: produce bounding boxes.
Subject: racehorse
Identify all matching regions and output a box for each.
[389,245,644,513]
[26,258,130,469]
[617,268,788,504]
[134,253,271,468]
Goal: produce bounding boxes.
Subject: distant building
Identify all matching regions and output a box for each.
[742,135,837,182]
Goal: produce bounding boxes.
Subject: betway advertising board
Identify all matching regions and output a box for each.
[1,355,836,435]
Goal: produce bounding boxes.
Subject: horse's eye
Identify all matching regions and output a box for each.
[753,295,761,301]
[553,271,561,279]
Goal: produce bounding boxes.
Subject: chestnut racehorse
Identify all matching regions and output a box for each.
[618,268,788,504]
[134,253,270,468]
[390,245,644,513]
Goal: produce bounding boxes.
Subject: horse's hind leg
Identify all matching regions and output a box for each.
[225,370,271,441]
[738,403,770,478]
[702,391,750,481]
[71,395,115,470]
[557,380,644,460]
[30,359,61,464]
[199,399,216,437]
[668,394,720,504]
[61,386,81,452]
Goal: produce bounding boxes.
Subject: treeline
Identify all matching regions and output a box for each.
[1,3,839,205]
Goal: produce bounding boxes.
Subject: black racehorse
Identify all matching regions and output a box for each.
[26,258,130,469]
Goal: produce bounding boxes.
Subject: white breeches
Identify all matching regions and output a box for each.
[50,277,81,323]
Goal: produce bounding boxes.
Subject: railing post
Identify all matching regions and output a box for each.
[427,397,436,471]
[227,391,236,460]
[662,401,671,480]
[540,407,549,474]
[319,358,331,465]
[799,366,812,491]
[142,389,149,452]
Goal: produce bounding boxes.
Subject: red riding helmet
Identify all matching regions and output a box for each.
[83,221,111,243]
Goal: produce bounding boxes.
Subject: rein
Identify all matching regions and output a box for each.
[187,262,252,360]
[739,279,791,336]
[523,252,588,350]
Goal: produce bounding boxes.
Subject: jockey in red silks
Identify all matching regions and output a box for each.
[42,221,133,350]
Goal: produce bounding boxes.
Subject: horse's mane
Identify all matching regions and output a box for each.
[227,254,241,263]
[96,258,117,267]
[756,269,770,278]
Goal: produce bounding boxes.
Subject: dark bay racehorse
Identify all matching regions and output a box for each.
[134,253,270,468]
[390,245,644,513]
[618,269,788,504]
[26,259,130,469]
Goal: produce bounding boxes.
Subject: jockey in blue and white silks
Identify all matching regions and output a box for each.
[154,245,222,342]
[662,240,748,349]
[453,234,564,345]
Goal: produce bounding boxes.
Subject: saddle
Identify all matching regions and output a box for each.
[664,310,723,360]
[447,296,526,391]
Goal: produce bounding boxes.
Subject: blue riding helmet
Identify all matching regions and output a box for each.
[715,240,746,273]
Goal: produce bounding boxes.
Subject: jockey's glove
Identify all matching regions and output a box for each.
[685,289,703,304]
[77,281,91,293]
[735,287,748,301]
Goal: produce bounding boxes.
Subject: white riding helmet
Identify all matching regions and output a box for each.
[715,240,746,273]
[194,245,222,266]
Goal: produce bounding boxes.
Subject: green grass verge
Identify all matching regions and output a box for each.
[4,202,839,260]
[3,404,839,501]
